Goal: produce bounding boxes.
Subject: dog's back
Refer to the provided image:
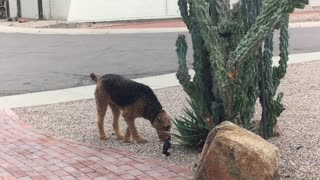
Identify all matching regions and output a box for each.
[100,74,155,108]
[90,73,162,113]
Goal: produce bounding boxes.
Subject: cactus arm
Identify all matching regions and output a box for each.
[227,0,305,75]
[178,0,215,115]
[178,0,190,29]
[273,14,289,89]
[188,0,228,96]
[267,14,289,135]
[259,32,274,138]
[260,15,289,138]
[176,35,195,97]
[211,0,231,26]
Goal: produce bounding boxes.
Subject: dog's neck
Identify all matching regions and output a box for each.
[150,109,165,124]
[142,95,163,123]
[144,106,164,124]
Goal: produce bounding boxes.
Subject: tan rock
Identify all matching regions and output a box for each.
[194,121,280,180]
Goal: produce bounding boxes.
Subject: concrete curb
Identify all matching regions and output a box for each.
[1,52,320,109]
[0,25,188,34]
[1,21,320,35]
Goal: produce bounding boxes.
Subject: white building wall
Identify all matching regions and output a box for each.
[6,0,320,21]
[8,0,17,17]
[49,0,71,20]
[67,0,178,22]
[66,0,239,22]
[166,0,180,16]
[20,0,38,19]
[7,0,68,19]
[309,0,320,6]
[42,0,51,19]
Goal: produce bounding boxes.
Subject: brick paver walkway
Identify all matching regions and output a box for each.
[0,109,193,179]
[93,20,185,29]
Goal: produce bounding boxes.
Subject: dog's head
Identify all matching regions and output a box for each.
[152,111,173,142]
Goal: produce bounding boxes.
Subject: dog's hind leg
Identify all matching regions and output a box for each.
[110,104,124,140]
[95,88,109,140]
[96,103,108,140]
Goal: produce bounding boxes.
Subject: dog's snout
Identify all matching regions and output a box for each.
[166,135,171,141]
[159,133,171,142]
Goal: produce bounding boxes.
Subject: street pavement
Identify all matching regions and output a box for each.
[1,27,320,96]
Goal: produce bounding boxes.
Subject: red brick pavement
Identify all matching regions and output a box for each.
[93,20,185,29]
[0,109,193,179]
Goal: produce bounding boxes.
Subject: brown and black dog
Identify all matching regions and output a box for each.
[90,73,172,143]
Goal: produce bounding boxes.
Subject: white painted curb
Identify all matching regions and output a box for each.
[0,52,319,109]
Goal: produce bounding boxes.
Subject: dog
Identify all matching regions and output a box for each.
[90,73,172,143]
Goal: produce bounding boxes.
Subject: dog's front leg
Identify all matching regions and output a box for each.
[124,117,148,144]
[110,104,124,140]
[123,127,131,143]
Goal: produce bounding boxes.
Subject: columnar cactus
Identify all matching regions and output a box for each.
[175,0,305,141]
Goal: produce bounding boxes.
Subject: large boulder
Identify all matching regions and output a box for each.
[194,121,280,180]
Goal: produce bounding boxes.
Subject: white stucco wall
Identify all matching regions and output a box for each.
[67,0,180,22]
[49,0,71,20]
[8,0,17,17]
[309,0,320,6]
[68,0,179,21]
[66,0,242,22]
[7,0,70,19]
[42,0,51,19]
[165,0,180,16]
[6,0,320,21]
[20,0,38,19]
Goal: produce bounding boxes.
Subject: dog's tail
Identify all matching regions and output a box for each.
[90,73,99,83]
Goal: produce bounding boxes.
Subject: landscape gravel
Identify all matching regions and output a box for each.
[14,61,320,179]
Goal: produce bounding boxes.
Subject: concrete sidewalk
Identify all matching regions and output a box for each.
[1,52,320,109]
[1,21,320,35]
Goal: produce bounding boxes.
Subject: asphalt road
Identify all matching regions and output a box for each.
[1,27,320,96]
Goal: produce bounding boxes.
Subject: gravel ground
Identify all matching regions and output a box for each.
[14,61,320,179]
[1,11,320,29]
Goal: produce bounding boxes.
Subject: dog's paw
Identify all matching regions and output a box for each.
[100,135,108,140]
[116,134,124,140]
[136,138,148,144]
[123,139,132,143]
